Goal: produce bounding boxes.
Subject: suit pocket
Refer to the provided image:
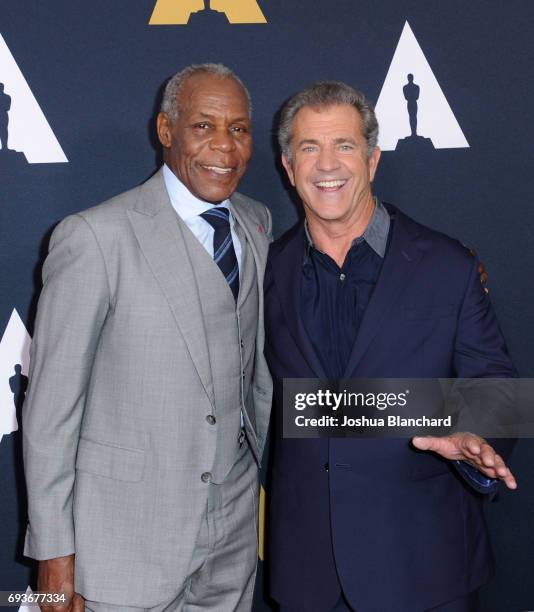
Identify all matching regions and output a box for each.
[75,437,145,482]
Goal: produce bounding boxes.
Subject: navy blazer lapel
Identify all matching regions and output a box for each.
[343,208,425,378]
[126,170,215,409]
[271,223,327,379]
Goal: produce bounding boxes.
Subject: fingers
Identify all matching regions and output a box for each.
[411,436,434,451]
[460,435,495,464]
[490,453,517,489]
[412,435,459,459]
[464,435,482,456]
[413,433,518,490]
[460,435,518,490]
[478,263,488,286]
[479,266,489,293]
[465,445,518,489]
[413,432,481,459]
[72,593,85,612]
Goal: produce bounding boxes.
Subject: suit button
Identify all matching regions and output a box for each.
[240,340,244,348]
[242,370,245,379]
[206,415,216,425]
[324,463,329,472]
[201,472,212,483]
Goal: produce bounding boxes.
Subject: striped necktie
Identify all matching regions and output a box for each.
[200,207,239,301]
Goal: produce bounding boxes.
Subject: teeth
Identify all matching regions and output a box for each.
[203,165,233,174]
[315,180,346,188]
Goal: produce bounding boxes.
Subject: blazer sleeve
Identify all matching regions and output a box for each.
[453,254,516,379]
[452,253,516,492]
[23,214,111,560]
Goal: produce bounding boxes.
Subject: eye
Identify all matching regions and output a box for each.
[231,125,249,133]
[338,144,354,151]
[302,146,318,153]
[193,122,211,130]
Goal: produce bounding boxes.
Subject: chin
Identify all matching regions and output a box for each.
[201,189,233,203]
[311,208,347,222]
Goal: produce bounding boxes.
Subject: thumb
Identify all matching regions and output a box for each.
[72,593,85,612]
[412,436,439,451]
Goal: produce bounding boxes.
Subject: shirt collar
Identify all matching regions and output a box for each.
[304,197,390,259]
[162,163,231,221]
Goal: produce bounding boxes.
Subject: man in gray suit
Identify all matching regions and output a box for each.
[23,63,273,612]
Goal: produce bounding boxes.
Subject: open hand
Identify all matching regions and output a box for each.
[412,432,517,489]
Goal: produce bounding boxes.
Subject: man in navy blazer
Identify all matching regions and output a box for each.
[264,81,517,612]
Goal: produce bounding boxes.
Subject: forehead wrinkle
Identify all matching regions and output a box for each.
[293,106,363,135]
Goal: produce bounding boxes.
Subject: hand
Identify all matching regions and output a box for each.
[38,555,85,612]
[469,248,489,293]
[412,432,517,489]
[478,261,489,293]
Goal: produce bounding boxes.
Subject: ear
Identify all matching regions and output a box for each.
[281,154,296,187]
[368,146,381,183]
[157,112,172,149]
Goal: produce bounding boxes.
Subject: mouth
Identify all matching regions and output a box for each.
[200,164,235,176]
[314,179,347,192]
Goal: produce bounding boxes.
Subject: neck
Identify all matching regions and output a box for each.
[306,194,375,267]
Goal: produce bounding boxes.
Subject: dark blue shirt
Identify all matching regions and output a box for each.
[301,200,390,379]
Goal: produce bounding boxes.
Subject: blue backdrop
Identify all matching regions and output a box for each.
[1,2,533,610]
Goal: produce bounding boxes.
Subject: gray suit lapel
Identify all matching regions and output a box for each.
[126,170,215,409]
[230,195,269,449]
[229,194,268,321]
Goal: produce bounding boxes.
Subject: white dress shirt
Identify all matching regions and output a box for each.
[162,164,242,271]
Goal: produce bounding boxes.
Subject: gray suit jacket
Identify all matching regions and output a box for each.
[23,169,273,606]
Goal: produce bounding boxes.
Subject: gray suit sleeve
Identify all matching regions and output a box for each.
[23,214,111,560]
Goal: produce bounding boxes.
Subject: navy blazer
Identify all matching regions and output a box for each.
[264,204,515,612]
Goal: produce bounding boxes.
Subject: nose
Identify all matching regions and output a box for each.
[316,146,340,172]
[210,127,236,152]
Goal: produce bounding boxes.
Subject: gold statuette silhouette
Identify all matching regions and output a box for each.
[149,0,267,25]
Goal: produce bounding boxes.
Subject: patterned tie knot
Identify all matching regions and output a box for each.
[200,207,231,229]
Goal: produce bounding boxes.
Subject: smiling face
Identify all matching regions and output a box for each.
[282,104,380,226]
[157,72,252,203]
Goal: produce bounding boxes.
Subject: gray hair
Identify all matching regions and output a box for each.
[160,63,252,122]
[278,81,379,161]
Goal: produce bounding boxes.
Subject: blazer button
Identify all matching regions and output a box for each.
[206,415,216,425]
[201,472,212,483]
[324,463,329,472]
